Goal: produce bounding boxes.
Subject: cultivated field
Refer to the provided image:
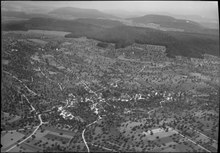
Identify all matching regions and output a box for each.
[1,131,25,151]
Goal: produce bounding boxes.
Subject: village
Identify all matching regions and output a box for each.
[1,30,219,152]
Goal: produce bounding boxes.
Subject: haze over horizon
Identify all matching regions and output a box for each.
[2,1,218,20]
[1,1,219,152]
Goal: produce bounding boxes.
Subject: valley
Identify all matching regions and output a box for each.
[1,30,219,152]
[1,1,219,152]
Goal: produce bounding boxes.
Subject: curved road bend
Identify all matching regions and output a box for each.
[82,116,102,153]
[6,114,45,152]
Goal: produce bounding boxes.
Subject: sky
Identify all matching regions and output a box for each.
[2,1,219,19]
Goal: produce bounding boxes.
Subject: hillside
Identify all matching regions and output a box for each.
[74,18,124,28]
[2,11,29,19]
[65,25,219,58]
[2,18,105,33]
[2,10,50,19]
[2,7,118,21]
[2,17,219,58]
[128,14,210,34]
[48,7,118,19]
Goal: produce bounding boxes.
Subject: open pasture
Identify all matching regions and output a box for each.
[20,142,43,152]
[44,133,71,144]
[43,125,76,136]
[1,131,24,150]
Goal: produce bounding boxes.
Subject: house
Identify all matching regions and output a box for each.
[120,93,132,102]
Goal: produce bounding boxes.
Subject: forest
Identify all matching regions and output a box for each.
[2,17,219,58]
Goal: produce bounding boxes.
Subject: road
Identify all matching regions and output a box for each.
[178,132,211,153]
[39,67,63,91]
[81,81,98,97]
[1,126,38,134]
[5,114,45,152]
[147,108,159,119]
[169,127,211,153]
[107,141,121,148]
[159,102,212,152]
[5,86,47,152]
[3,70,50,152]
[3,70,38,96]
[189,127,218,143]
[188,127,218,150]
[82,116,102,153]
[22,94,36,112]
[90,143,117,152]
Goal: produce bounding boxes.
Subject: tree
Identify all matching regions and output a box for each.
[97,42,108,48]
[76,145,80,150]
[31,135,36,139]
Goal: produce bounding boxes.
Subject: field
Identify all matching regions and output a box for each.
[1,112,21,125]
[2,125,78,152]
[83,117,210,152]
[1,131,25,151]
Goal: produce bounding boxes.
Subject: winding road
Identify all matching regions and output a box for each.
[6,114,46,152]
[3,70,38,96]
[82,116,102,153]
[3,71,48,152]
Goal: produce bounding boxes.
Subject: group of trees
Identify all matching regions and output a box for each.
[3,17,219,58]
[96,42,108,48]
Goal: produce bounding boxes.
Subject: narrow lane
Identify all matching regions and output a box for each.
[1,126,38,133]
[169,127,212,153]
[189,127,218,143]
[90,143,117,152]
[158,102,212,152]
[39,67,64,91]
[22,94,36,112]
[3,70,38,96]
[6,114,45,152]
[178,132,211,153]
[82,116,102,153]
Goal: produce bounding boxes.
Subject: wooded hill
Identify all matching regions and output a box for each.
[2,17,219,58]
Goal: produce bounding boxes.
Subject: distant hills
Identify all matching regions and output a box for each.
[48,7,118,19]
[74,18,124,28]
[2,2,218,29]
[128,14,212,33]
[2,5,219,58]
[2,17,124,34]
[3,9,217,35]
[2,11,29,19]
[2,7,118,20]
[2,10,50,19]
